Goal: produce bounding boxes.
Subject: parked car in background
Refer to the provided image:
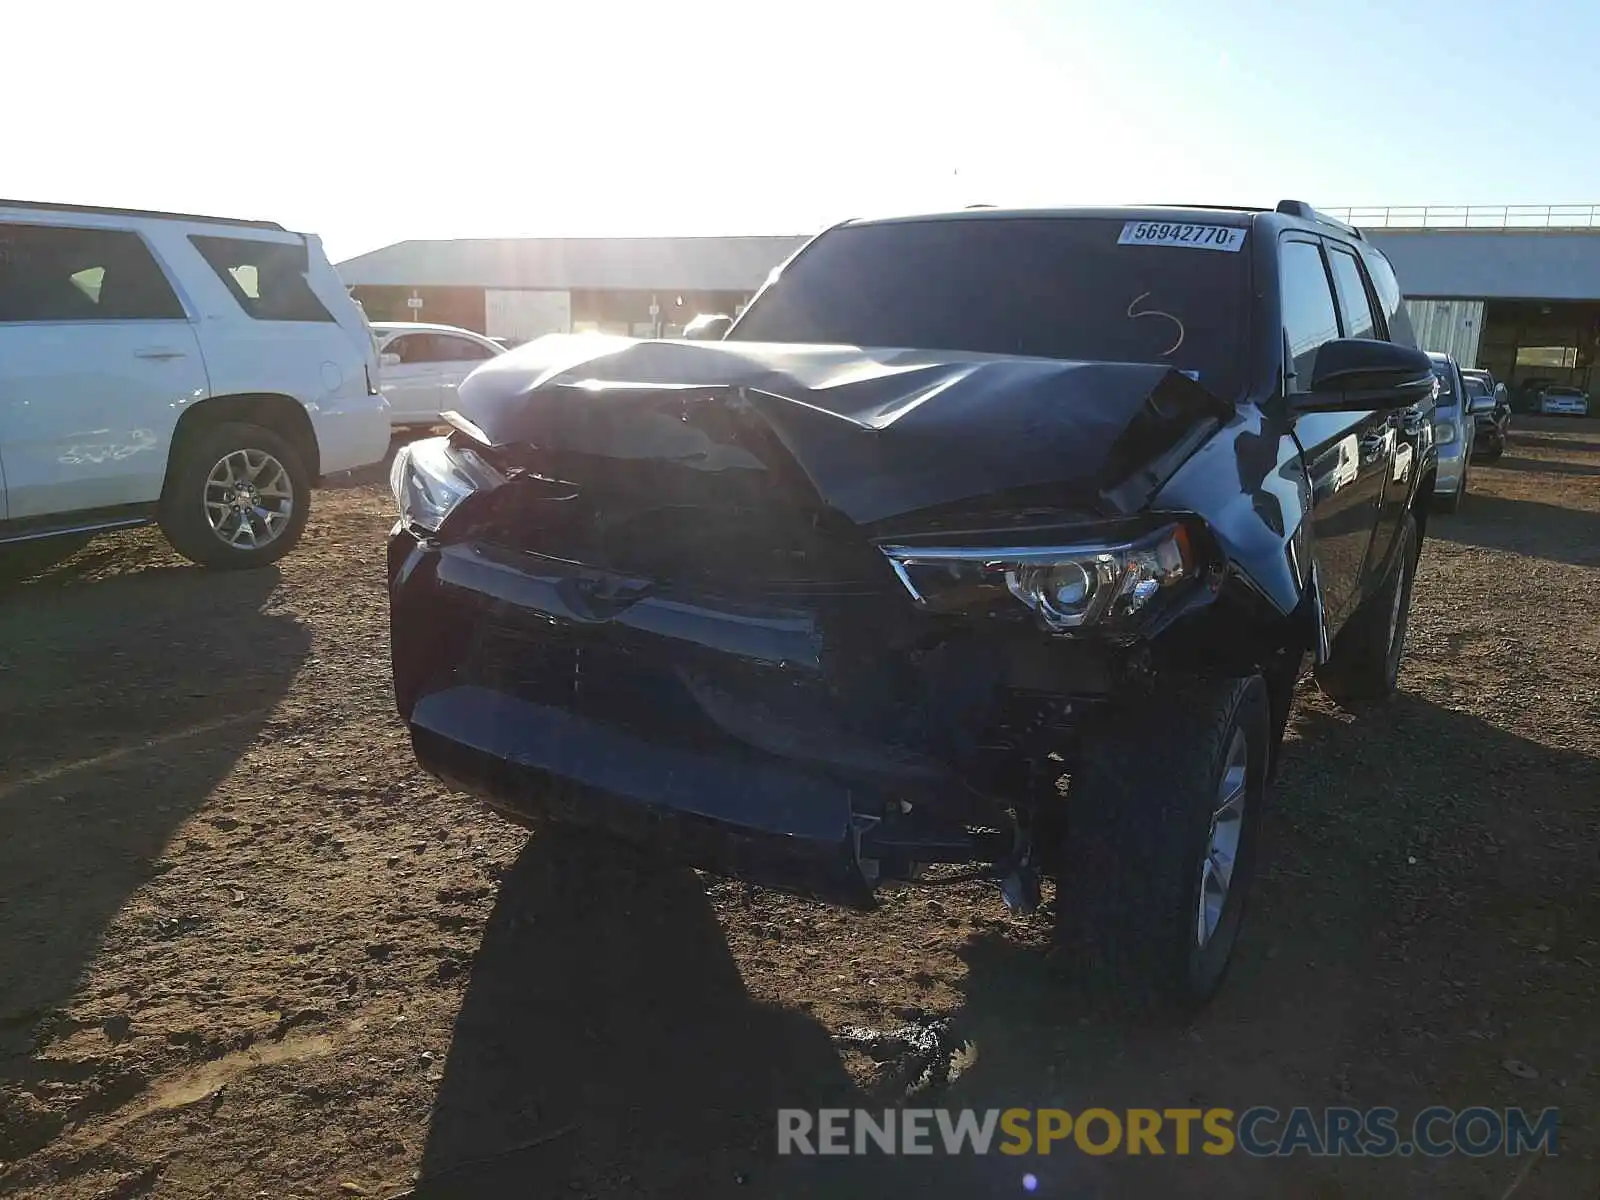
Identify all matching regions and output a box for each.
[1512,377,1555,414]
[682,312,733,340]
[0,199,389,571]
[1538,384,1591,417]
[371,322,506,429]
[1428,352,1475,511]
[1461,373,1509,460]
[388,200,1437,1009]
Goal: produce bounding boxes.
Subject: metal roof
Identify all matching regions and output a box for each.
[1366,228,1600,300]
[337,235,810,292]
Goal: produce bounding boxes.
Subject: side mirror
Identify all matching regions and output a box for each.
[1295,339,1437,412]
[380,352,401,368]
[682,313,733,341]
[1468,395,1497,415]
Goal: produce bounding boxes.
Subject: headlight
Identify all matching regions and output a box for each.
[879,523,1199,632]
[389,436,503,532]
[1432,421,1457,445]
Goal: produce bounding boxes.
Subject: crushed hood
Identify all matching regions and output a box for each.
[451,335,1232,527]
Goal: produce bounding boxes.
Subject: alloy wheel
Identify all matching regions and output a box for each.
[203,449,294,550]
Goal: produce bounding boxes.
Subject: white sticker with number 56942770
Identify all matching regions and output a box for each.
[1117,221,1247,252]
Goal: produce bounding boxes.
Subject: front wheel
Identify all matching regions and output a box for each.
[1053,675,1271,1010]
[159,422,310,569]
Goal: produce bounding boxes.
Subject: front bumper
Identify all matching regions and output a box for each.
[387,528,1062,901]
[1434,440,1470,493]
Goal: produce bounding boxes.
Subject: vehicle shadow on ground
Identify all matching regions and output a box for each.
[1483,456,1600,478]
[1432,493,1600,567]
[415,829,860,1199]
[921,691,1599,1197]
[0,565,308,1073]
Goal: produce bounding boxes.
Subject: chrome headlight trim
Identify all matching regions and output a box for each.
[879,523,1199,632]
[389,436,504,533]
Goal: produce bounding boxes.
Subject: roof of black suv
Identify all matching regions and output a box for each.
[840,200,1364,242]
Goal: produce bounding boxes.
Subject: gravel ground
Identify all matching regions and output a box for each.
[1,419,1597,1199]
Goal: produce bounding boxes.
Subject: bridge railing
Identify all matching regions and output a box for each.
[1327,204,1600,230]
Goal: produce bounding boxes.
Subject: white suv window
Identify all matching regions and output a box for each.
[188,235,334,323]
[0,223,185,322]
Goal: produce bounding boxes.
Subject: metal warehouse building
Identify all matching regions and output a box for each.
[339,204,1600,394]
[337,235,804,341]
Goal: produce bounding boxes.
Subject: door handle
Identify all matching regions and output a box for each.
[135,347,187,360]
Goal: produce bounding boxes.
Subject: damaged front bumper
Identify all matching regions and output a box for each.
[387,520,1158,906]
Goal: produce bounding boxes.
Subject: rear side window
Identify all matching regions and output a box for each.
[385,333,437,363]
[189,235,334,322]
[1363,248,1413,345]
[384,333,494,363]
[434,335,495,362]
[1326,246,1381,341]
[0,223,185,322]
[1278,239,1341,390]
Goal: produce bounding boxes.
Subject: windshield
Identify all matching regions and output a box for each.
[729,217,1250,396]
[1463,376,1489,398]
[1546,385,1584,396]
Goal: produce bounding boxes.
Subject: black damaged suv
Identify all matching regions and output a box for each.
[386,201,1438,1007]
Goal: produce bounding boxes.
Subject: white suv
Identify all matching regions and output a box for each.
[0,200,390,570]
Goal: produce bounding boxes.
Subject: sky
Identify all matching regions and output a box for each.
[5,0,1596,263]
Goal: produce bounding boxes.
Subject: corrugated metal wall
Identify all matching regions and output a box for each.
[1405,298,1485,366]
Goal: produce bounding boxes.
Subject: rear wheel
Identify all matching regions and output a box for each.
[1053,675,1270,1010]
[159,422,310,569]
[1314,512,1417,706]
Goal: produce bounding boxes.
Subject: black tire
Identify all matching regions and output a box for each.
[159,422,310,569]
[1476,440,1504,463]
[1313,512,1417,706]
[1053,674,1271,1011]
[1435,468,1465,514]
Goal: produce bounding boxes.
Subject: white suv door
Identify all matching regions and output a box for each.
[0,221,209,521]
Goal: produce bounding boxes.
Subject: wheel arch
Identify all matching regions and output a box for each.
[1412,467,1436,546]
[164,394,321,500]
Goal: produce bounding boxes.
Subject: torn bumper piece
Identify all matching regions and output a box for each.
[409,685,874,904]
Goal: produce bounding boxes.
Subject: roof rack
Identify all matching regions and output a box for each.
[1275,199,1364,240]
[0,198,285,232]
[1140,203,1267,214]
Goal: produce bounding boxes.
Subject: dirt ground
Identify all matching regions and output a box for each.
[2,419,1598,1200]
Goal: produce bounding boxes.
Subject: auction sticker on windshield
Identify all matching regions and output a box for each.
[1118,221,1247,252]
